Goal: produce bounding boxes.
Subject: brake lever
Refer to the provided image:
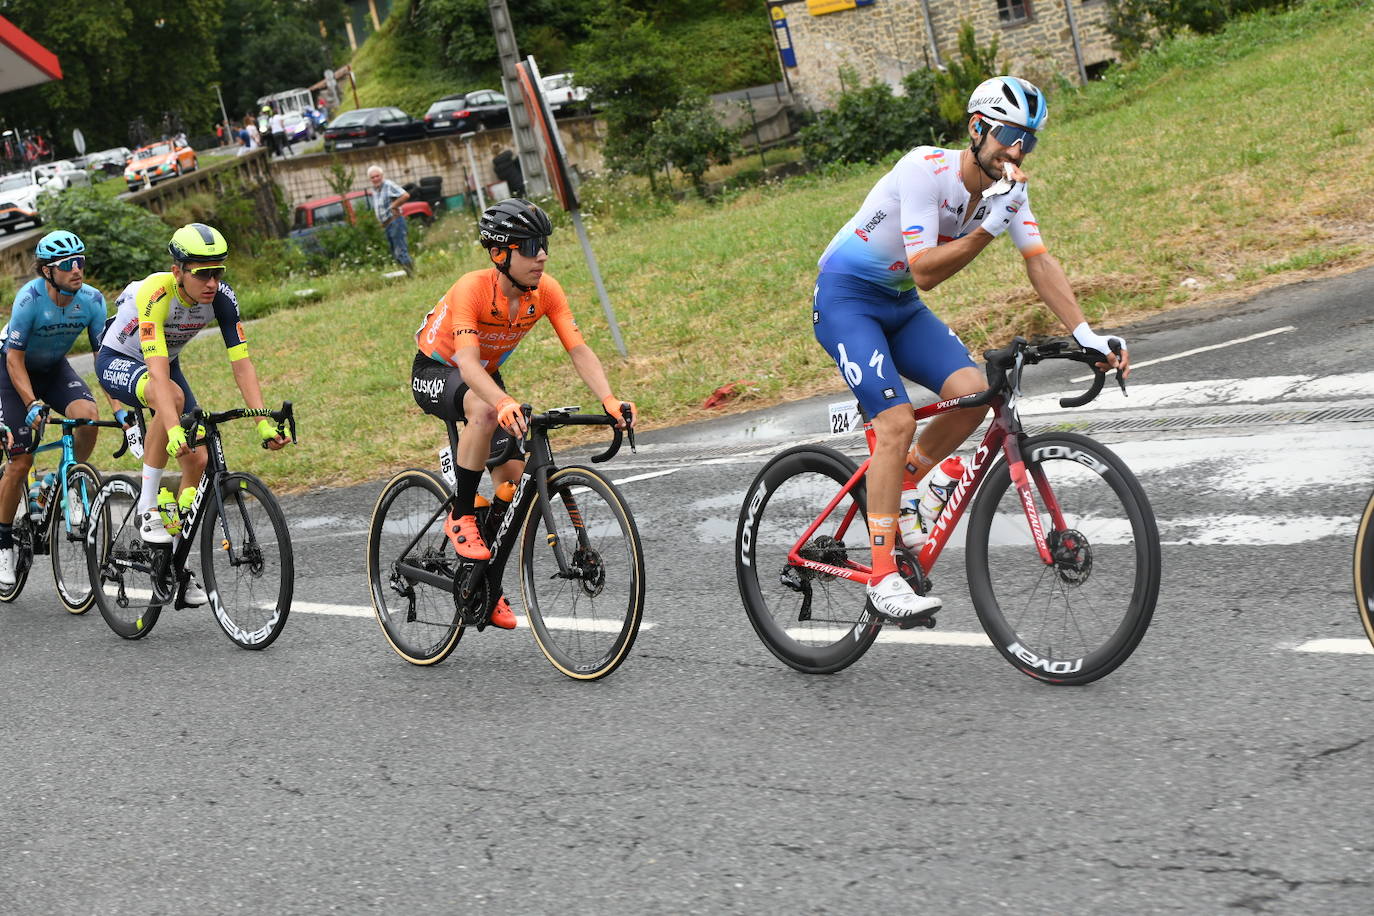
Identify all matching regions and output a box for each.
[619,401,636,453]
[1109,339,1127,397]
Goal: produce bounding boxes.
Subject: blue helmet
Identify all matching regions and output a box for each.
[36,230,85,264]
[967,76,1048,130]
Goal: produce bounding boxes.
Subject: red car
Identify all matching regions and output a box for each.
[291,189,433,232]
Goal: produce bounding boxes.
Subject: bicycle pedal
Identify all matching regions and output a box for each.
[894,609,939,631]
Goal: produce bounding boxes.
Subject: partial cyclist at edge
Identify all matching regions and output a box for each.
[0,231,126,587]
[812,76,1131,622]
[411,198,635,631]
[94,223,292,604]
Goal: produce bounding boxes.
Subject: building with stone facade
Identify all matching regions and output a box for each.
[767,0,1116,110]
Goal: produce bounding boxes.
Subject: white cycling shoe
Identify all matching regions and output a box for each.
[866,572,941,621]
[0,547,15,587]
[181,570,207,607]
[139,509,173,545]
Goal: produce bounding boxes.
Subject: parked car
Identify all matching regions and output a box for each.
[540,72,591,111]
[288,189,434,251]
[422,90,510,135]
[322,107,426,151]
[0,173,42,233]
[0,171,45,231]
[282,111,315,143]
[86,147,132,177]
[30,159,91,192]
[124,140,197,190]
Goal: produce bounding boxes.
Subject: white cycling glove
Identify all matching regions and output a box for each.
[979,181,1028,238]
[1072,322,1126,357]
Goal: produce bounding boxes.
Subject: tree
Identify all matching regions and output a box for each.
[933,22,1005,135]
[572,1,685,187]
[650,94,739,199]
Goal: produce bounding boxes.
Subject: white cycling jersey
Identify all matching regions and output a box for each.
[817,145,1047,291]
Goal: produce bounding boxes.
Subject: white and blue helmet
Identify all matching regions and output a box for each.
[967,76,1048,130]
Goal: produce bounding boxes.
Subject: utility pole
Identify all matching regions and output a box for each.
[488,0,548,197]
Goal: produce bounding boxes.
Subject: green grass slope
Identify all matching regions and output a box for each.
[106,0,1374,491]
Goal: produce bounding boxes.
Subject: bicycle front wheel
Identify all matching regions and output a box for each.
[965,432,1160,685]
[0,514,34,603]
[519,466,644,680]
[87,475,163,639]
[52,462,102,614]
[735,445,880,675]
[199,473,293,649]
[1355,489,1374,648]
[367,469,464,665]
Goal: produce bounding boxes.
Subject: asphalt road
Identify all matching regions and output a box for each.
[3,267,1373,914]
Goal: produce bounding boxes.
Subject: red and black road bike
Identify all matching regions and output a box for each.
[736,336,1160,684]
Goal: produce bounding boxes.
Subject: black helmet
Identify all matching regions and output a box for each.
[478,198,552,248]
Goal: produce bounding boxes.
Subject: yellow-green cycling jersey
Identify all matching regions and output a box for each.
[100,272,249,363]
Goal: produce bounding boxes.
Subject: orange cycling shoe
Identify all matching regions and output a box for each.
[489,596,517,630]
[445,513,491,560]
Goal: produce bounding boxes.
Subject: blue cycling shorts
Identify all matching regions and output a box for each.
[95,347,198,413]
[812,272,975,418]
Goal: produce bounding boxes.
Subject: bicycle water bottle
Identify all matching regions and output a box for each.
[157,487,183,537]
[919,456,966,528]
[26,470,43,517]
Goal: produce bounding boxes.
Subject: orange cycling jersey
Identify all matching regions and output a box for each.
[415,268,585,371]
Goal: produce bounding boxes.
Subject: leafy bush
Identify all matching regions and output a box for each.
[36,186,170,290]
[1104,0,1298,58]
[799,69,944,165]
[650,94,741,199]
[299,220,393,274]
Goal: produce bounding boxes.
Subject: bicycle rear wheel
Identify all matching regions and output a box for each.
[1355,489,1374,648]
[368,469,464,665]
[735,445,880,674]
[87,475,164,639]
[965,432,1160,685]
[52,462,102,614]
[518,466,644,680]
[200,473,293,649]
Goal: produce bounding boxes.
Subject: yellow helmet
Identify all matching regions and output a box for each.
[168,223,228,263]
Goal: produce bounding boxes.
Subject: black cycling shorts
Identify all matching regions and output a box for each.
[410,352,524,462]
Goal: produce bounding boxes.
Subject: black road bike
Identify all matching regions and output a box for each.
[85,403,296,648]
[368,405,645,680]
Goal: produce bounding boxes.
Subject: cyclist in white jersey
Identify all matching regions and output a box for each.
[812,76,1130,621]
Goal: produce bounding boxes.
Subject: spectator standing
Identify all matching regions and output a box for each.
[368,165,414,277]
[269,109,290,157]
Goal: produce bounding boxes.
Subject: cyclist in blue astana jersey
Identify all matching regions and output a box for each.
[0,231,128,586]
[812,76,1131,622]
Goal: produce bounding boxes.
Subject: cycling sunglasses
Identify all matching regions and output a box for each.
[187,265,226,280]
[48,255,85,272]
[511,236,548,258]
[984,118,1039,154]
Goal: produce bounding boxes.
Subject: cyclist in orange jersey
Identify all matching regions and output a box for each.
[412,199,635,629]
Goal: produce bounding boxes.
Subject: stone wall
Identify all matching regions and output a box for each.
[269,116,609,209]
[774,0,1116,110]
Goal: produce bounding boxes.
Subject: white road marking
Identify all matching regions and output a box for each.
[1070,326,1296,382]
[292,600,655,631]
[1294,638,1372,655]
[612,469,681,485]
[786,627,992,647]
[294,601,374,618]
[1026,369,1374,416]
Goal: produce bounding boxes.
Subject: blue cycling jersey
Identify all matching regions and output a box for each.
[3,278,107,371]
